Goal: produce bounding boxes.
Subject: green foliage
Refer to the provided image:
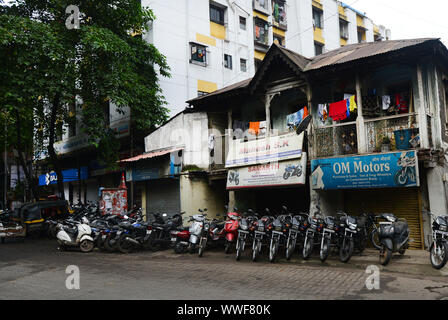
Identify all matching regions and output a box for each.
[0,0,170,169]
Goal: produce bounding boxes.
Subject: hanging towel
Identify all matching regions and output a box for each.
[318,104,328,123]
[302,106,309,118]
[329,100,348,121]
[249,122,261,136]
[348,95,357,112]
[395,93,408,114]
[259,121,267,135]
[382,95,391,110]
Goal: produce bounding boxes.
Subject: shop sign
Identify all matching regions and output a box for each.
[38,167,89,186]
[226,132,304,168]
[311,151,419,190]
[126,167,159,182]
[226,153,307,190]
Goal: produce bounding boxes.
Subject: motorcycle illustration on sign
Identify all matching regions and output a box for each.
[394,152,416,186]
[228,171,240,185]
[283,164,302,180]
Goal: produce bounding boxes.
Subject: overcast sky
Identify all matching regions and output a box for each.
[352,0,448,45]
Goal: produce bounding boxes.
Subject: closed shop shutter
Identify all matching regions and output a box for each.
[344,187,423,250]
[146,178,180,215]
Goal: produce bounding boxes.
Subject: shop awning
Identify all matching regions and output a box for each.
[119,148,183,163]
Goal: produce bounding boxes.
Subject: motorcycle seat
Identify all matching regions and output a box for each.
[63,226,77,234]
[394,221,408,235]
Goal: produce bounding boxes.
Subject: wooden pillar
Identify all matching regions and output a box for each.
[265,94,272,138]
[417,64,430,149]
[355,74,367,154]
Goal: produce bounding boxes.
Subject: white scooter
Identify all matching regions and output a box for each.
[188,209,207,253]
[56,217,94,253]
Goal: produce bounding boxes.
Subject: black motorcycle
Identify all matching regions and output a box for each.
[336,211,357,263]
[370,213,410,266]
[251,209,274,262]
[302,207,325,260]
[147,212,185,251]
[268,213,289,263]
[285,213,307,260]
[426,211,448,269]
[235,210,257,261]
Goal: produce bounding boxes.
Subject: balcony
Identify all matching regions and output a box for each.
[314,122,357,158]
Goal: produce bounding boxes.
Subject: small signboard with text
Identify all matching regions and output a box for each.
[225,132,304,168]
[226,153,307,190]
[310,151,419,190]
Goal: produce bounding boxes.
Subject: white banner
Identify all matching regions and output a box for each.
[225,132,304,168]
[226,153,307,190]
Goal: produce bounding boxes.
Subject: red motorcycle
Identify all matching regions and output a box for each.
[223,209,241,254]
[171,227,190,254]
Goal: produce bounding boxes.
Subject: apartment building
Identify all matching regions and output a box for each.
[143,0,391,117]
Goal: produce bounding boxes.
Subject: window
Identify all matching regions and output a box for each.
[240,58,247,72]
[272,0,287,27]
[224,54,232,69]
[210,4,225,25]
[273,33,285,47]
[339,20,349,39]
[254,18,269,45]
[239,16,246,30]
[254,0,268,11]
[357,29,366,43]
[314,42,324,56]
[313,9,323,29]
[190,43,207,66]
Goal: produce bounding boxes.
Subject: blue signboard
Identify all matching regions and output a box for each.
[131,167,159,182]
[39,167,89,186]
[311,151,419,190]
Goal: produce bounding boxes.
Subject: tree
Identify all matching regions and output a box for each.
[0,0,170,199]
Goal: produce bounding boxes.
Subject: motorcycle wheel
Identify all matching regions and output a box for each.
[198,237,207,257]
[379,245,392,266]
[303,237,314,260]
[174,242,185,254]
[398,248,406,255]
[79,239,94,253]
[370,229,381,250]
[320,238,331,263]
[269,238,279,263]
[188,243,196,254]
[117,234,133,254]
[339,238,354,263]
[104,236,117,252]
[235,239,242,261]
[224,241,231,254]
[252,239,260,262]
[95,236,105,251]
[430,242,448,270]
[286,237,296,261]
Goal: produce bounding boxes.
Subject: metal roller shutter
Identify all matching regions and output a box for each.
[344,187,423,250]
[146,178,180,215]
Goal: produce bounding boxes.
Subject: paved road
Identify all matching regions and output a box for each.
[1,238,448,300]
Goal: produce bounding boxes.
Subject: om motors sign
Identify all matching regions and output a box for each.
[311,151,419,190]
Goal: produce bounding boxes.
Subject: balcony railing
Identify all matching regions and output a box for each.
[365,113,419,153]
[314,122,357,158]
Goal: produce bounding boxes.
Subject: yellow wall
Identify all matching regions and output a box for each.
[312,0,323,10]
[273,27,285,37]
[356,15,365,28]
[196,33,216,46]
[210,22,226,40]
[253,10,269,22]
[314,27,325,44]
[340,38,347,46]
[254,50,266,61]
[197,80,218,93]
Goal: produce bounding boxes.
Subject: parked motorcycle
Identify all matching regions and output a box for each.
[426,211,448,269]
[251,210,274,262]
[223,208,241,254]
[171,227,191,254]
[370,213,410,265]
[285,213,307,260]
[335,211,357,263]
[302,207,325,260]
[147,212,184,251]
[235,210,257,261]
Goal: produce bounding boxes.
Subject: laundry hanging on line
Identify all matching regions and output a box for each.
[286,106,309,130]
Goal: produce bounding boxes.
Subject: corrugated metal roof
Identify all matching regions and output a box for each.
[119,148,183,163]
[187,78,251,103]
[304,38,438,71]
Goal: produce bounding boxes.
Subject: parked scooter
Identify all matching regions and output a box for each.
[54,217,94,253]
[188,209,208,253]
[370,213,410,265]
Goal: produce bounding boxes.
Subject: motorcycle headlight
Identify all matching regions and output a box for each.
[440,225,447,232]
[241,225,248,231]
[349,223,356,230]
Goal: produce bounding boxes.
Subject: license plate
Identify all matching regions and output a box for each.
[239,230,249,234]
[146,230,152,235]
[171,237,176,242]
[258,226,264,231]
[293,225,299,230]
